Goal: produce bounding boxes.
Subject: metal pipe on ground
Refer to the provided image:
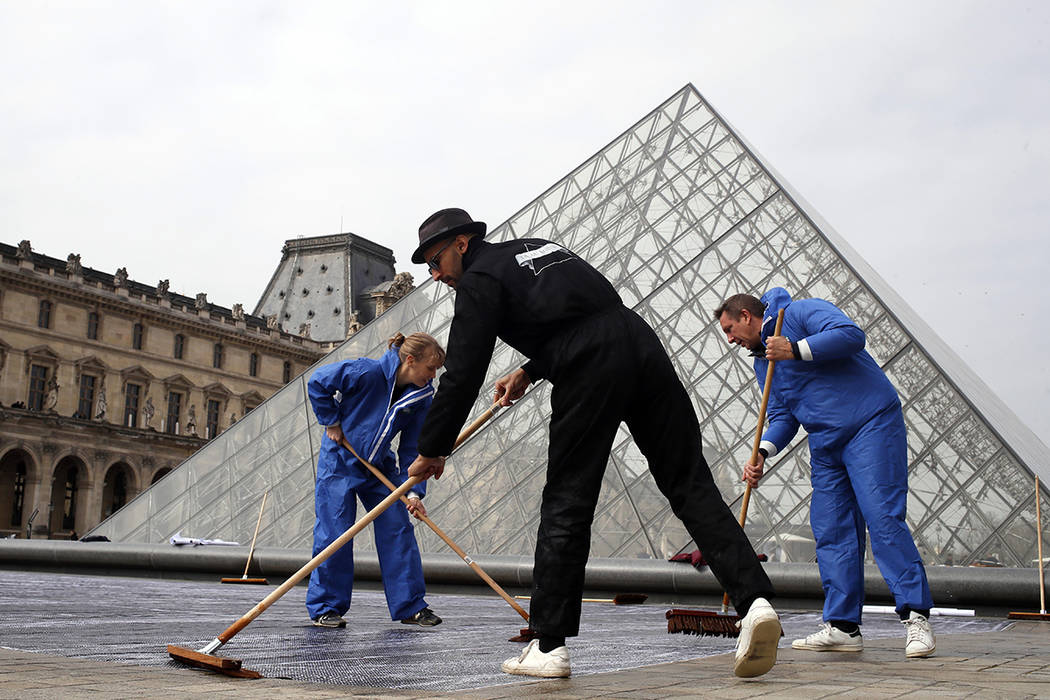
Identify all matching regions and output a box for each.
[0,539,1043,610]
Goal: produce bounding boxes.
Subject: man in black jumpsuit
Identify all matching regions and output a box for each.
[407,208,781,679]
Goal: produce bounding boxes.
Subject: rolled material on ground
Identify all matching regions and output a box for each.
[862,604,974,617]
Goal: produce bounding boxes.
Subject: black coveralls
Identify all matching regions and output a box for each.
[417,237,773,638]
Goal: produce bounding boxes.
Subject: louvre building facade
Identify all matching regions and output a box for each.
[89,85,1049,570]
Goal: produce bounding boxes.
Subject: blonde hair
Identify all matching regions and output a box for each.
[388,332,446,365]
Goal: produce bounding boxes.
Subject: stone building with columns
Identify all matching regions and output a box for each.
[0,240,328,539]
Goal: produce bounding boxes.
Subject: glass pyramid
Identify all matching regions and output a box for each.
[89,85,1050,568]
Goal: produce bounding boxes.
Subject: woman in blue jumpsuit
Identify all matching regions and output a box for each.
[305,332,445,628]
[716,288,935,658]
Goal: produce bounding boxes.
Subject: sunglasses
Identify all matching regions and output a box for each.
[426,238,456,272]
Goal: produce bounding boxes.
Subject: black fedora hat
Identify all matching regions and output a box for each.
[412,208,487,264]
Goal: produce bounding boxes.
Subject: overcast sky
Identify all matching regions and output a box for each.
[2,1,1047,445]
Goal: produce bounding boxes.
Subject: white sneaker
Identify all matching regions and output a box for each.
[501,639,571,678]
[791,622,863,652]
[903,611,935,658]
[733,597,781,678]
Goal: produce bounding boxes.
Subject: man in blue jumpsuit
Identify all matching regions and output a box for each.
[715,288,936,658]
[306,339,442,629]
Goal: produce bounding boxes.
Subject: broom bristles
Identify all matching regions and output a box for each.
[508,627,538,642]
[665,608,741,638]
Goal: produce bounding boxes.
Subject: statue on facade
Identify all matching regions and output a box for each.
[265,314,279,330]
[44,376,59,413]
[114,267,128,288]
[143,396,155,429]
[346,310,362,337]
[66,253,82,275]
[195,293,208,310]
[232,303,245,321]
[186,404,198,436]
[156,279,170,300]
[15,240,32,260]
[95,382,107,422]
[298,322,311,338]
[389,271,415,300]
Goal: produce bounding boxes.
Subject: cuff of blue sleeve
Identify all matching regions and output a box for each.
[759,440,779,458]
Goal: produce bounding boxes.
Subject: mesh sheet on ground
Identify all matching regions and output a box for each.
[0,570,1009,692]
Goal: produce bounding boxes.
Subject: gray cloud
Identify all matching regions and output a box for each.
[2,0,1047,443]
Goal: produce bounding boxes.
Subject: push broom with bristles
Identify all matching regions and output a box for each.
[339,402,540,642]
[168,401,507,677]
[168,475,422,678]
[221,491,269,585]
[667,308,784,638]
[1008,476,1050,621]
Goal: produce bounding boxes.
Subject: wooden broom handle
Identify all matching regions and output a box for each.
[453,402,502,451]
[341,436,529,623]
[240,491,268,579]
[211,401,509,645]
[1038,476,1046,614]
[723,308,785,612]
[217,474,422,643]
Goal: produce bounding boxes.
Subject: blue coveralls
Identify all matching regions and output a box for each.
[755,288,933,624]
[305,347,433,622]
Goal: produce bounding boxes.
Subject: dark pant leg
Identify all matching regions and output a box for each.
[623,318,773,612]
[530,361,627,638]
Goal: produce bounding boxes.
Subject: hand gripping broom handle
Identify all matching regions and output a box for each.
[340,404,529,623]
[722,308,785,614]
[204,474,423,650]
[240,491,269,579]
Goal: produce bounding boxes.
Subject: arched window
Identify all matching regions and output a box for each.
[38,300,52,329]
[283,361,292,383]
[249,352,259,377]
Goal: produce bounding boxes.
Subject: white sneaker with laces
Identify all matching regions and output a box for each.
[903,611,935,658]
[501,639,571,678]
[791,622,863,652]
[733,597,781,678]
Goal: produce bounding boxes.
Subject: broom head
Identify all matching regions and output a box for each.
[666,608,741,638]
[508,627,538,643]
[167,644,263,678]
[1008,611,1050,620]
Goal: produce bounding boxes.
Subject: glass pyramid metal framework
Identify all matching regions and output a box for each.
[89,84,1050,569]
